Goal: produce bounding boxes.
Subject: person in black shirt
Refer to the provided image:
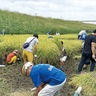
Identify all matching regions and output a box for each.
[78,30,96,73]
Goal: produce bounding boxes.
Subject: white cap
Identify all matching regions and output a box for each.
[22,62,33,75]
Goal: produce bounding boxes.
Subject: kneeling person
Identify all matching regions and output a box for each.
[6,50,19,64]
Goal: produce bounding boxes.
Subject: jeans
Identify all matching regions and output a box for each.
[78,52,95,72]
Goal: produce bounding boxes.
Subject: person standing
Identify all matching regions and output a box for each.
[78,30,96,73]
[60,41,67,70]
[22,34,38,64]
[22,62,67,96]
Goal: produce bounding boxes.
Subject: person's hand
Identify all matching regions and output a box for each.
[92,54,95,60]
[34,55,37,58]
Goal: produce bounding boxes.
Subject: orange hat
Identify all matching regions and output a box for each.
[22,62,33,76]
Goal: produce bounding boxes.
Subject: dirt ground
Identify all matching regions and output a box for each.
[0,58,78,96]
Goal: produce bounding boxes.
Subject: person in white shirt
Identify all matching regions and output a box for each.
[22,34,39,64]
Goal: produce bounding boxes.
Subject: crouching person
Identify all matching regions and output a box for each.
[22,62,67,96]
[6,50,19,64]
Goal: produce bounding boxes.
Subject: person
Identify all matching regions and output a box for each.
[78,30,90,70]
[60,41,67,70]
[21,62,67,96]
[78,30,87,41]
[78,30,96,73]
[6,50,19,64]
[2,29,5,35]
[22,34,39,64]
[81,41,90,70]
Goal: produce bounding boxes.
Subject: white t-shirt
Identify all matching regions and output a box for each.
[24,37,38,52]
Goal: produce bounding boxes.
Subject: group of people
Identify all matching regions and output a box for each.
[21,34,67,96]
[5,34,67,96]
[78,29,96,73]
[5,29,96,95]
[5,34,38,65]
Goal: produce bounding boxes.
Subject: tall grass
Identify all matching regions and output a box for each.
[69,72,96,96]
[0,10,96,34]
[0,34,81,66]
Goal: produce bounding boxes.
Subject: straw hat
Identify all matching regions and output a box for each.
[22,62,33,75]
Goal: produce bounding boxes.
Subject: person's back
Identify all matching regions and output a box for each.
[83,34,96,53]
[30,64,66,86]
[24,36,38,52]
[6,52,15,62]
[6,50,18,64]
[22,34,39,64]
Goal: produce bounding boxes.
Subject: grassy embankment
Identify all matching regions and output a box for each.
[0,10,96,34]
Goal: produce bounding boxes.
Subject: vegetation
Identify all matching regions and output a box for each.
[0,34,81,65]
[0,10,96,96]
[69,72,96,96]
[0,10,96,34]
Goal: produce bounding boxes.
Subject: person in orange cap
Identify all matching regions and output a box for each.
[6,50,19,64]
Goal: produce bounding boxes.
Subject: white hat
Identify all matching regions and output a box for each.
[13,50,18,54]
[22,62,33,75]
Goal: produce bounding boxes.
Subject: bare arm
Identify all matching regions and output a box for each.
[35,82,45,96]
[91,42,96,60]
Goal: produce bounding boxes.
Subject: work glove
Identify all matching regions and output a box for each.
[34,55,37,58]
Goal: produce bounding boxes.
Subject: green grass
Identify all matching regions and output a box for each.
[0,10,96,34]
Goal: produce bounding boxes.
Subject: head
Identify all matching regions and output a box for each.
[93,30,96,33]
[13,50,18,54]
[21,62,34,76]
[33,34,38,39]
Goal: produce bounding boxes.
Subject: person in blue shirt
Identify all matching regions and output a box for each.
[78,30,87,41]
[22,62,67,96]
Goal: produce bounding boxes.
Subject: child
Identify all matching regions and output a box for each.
[6,50,19,64]
[60,41,67,70]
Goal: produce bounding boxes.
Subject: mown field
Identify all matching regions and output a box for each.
[0,34,96,96]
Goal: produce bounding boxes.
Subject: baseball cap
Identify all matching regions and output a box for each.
[21,62,33,75]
